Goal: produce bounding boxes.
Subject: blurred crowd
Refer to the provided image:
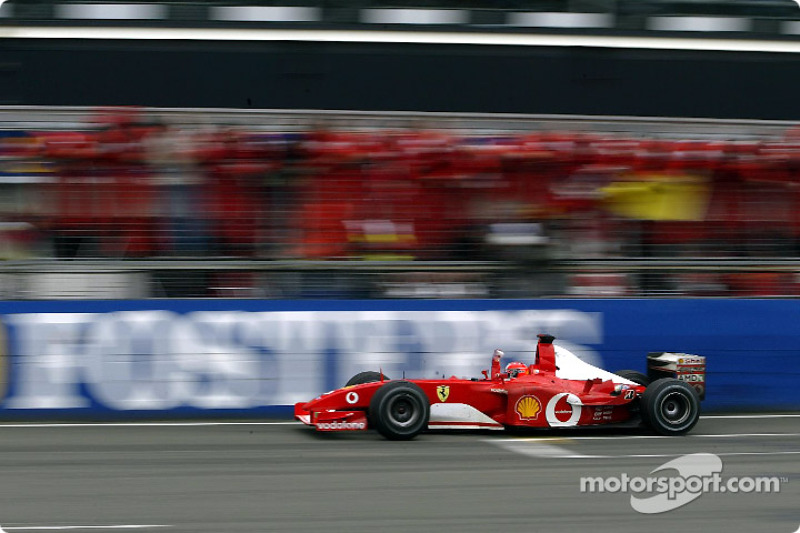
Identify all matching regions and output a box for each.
[3,108,800,297]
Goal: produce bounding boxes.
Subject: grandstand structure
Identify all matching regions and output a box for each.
[1,107,800,299]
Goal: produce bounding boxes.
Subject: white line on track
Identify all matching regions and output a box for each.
[1,526,171,531]
[493,432,800,442]
[586,451,800,459]
[0,421,300,428]
[701,414,800,419]
[0,413,794,429]
[491,441,599,459]
[691,432,800,438]
[489,440,800,459]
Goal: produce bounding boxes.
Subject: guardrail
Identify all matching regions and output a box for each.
[0,259,798,299]
[0,106,796,138]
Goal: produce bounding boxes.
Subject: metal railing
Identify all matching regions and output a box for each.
[0,258,797,299]
[0,106,796,138]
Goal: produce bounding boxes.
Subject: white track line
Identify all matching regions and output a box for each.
[691,432,800,438]
[0,413,795,429]
[571,451,800,460]
[0,422,300,428]
[2,526,171,531]
[489,439,800,459]
[492,441,598,459]
[593,450,800,459]
[701,414,800,419]
[493,432,800,442]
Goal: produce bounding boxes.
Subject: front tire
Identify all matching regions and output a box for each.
[640,378,700,435]
[369,381,430,440]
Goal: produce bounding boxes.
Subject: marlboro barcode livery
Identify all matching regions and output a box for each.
[295,334,705,440]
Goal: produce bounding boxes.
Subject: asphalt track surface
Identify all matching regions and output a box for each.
[0,416,797,533]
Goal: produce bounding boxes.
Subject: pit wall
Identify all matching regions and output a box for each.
[0,299,796,418]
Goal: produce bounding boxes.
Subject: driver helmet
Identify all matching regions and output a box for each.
[506,361,529,378]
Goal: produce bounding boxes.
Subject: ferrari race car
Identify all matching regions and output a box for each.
[295,334,706,440]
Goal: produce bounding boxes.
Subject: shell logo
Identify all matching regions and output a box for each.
[515,395,542,421]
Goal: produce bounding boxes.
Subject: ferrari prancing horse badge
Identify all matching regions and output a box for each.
[436,385,450,402]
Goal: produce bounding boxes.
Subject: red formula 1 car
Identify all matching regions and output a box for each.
[295,334,706,440]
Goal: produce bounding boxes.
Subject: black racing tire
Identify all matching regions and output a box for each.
[345,371,390,387]
[368,381,430,440]
[615,370,651,387]
[640,378,701,436]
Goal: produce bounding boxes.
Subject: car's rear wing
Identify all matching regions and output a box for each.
[647,352,706,401]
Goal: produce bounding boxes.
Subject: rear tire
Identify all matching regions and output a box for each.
[615,370,650,387]
[640,378,700,436]
[369,381,430,440]
[345,371,390,387]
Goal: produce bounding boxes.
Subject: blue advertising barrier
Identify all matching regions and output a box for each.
[0,299,797,418]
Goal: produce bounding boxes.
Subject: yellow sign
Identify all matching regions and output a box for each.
[515,395,542,421]
[600,174,710,222]
[436,385,450,402]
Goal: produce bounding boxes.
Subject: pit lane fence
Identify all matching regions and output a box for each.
[1,259,800,299]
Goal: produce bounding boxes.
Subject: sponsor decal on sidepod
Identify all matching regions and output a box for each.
[515,395,542,421]
[315,421,367,430]
[437,385,450,402]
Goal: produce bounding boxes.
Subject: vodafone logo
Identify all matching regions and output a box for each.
[345,391,359,404]
[545,392,582,427]
[316,421,366,430]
